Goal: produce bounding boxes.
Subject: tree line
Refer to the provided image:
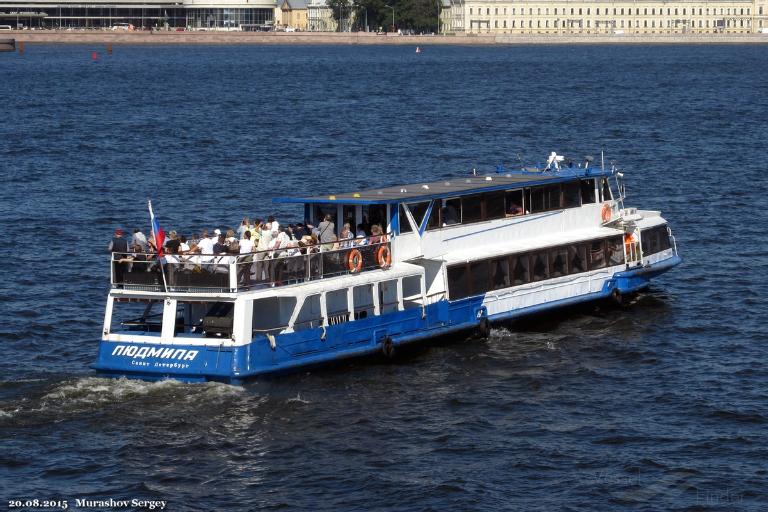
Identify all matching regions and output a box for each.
[325,0,442,33]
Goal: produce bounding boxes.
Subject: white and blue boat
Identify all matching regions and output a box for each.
[94,153,681,384]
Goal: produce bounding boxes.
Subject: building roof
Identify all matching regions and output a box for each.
[280,0,307,9]
[274,167,610,205]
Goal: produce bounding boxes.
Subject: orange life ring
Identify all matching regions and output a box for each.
[346,249,363,273]
[376,245,391,268]
[601,203,612,223]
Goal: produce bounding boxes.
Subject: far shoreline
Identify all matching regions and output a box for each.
[4,30,768,46]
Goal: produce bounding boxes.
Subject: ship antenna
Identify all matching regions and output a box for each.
[516,153,524,168]
[601,149,605,171]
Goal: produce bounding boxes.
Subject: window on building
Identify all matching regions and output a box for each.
[495,7,498,15]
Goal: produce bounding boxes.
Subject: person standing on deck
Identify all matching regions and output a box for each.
[108,229,129,287]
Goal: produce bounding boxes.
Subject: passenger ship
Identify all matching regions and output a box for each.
[94,153,681,384]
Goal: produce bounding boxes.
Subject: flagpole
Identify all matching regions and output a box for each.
[148,199,169,293]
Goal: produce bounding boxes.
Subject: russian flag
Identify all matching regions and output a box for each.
[148,199,165,258]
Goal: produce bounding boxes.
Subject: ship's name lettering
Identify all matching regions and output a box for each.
[111,345,199,361]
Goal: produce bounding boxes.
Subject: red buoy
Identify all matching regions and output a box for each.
[92,51,98,61]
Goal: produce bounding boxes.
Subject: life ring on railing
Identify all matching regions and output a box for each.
[601,203,612,223]
[375,245,391,268]
[346,248,363,273]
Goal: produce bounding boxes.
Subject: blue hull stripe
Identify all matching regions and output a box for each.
[93,256,681,383]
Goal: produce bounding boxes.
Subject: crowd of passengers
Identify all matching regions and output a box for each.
[108,216,388,286]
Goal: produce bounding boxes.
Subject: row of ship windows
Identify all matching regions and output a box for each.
[447,235,626,300]
[446,225,671,301]
[400,178,611,233]
[468,6,753,16]
[641,225,673,256]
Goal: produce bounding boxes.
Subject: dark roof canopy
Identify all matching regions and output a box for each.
[274,169,610,205]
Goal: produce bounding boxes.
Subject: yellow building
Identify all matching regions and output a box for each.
[276,0,308,30]
[440,0,768,34]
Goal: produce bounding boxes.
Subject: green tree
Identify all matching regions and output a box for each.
[395,0,439,33]
[327,0,353,31]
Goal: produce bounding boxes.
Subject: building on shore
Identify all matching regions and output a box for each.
[276,0,307,30]
[440,0,768,34]
[1,0,765,32]
[307,0,336,31]
[0,0,276,30]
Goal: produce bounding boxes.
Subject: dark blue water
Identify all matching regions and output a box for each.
[1,44,767,511]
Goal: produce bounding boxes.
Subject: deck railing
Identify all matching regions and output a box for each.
[111,237,391,293]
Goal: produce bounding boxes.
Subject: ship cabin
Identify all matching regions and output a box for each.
[105,166,678,350]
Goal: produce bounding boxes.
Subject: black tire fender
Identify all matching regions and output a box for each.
[381,336,395,359]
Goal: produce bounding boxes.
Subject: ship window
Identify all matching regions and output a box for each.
[649,229,661,254]
[462,194,483,223]
[313,204,338,228]
[326,289,349,325]
[399,204,414,233]
[607,236,625,266]
[568,244,587,274]
[484,191,506,220]
[659,227,671,251]
[363,204,387,233]
[528,186,546,213]
[549,247,568,278]
[547,184,562,210]
[562,181,581,208]
[293,294,322,331]
[580,179,596,204]
[589,239,607,269]
[426,200,441,230]
[443,198,461,226]
[601,178,612,201]
[447,264,470,300]
[402,275,423,310]
[253,297,297,332]
[352,285,375,320]
[110,299,164,334]
[505,189,525,215]
[641,229,652,255]
[379,279,400,313]
[532,252,549,281]
[407,201,431,231]
[490,257,510,290]
[470,260,490,295]
[511,254,530,285]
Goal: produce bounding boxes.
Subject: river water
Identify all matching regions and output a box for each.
[1,44,767,511]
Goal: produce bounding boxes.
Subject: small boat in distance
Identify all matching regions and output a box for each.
[94,152,681,384]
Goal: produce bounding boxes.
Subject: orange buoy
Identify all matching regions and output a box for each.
[376,245,391,268]
[346,249,363,273]
[601,203,612,223]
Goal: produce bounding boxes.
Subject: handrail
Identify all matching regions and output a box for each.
[111,236,393,293]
